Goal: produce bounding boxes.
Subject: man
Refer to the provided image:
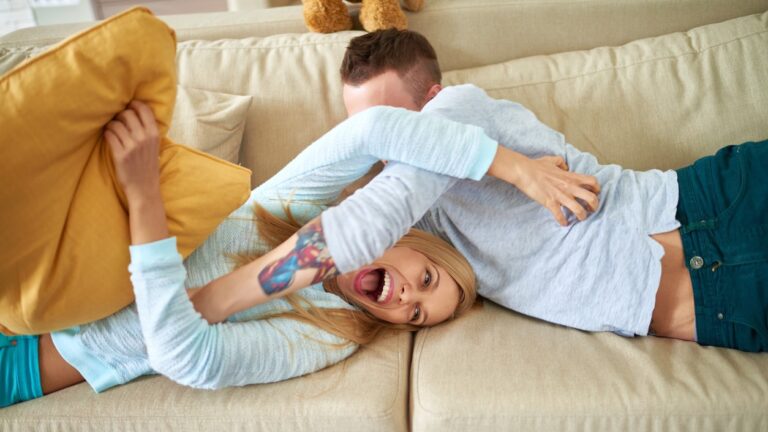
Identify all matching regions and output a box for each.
[322,29,694,340]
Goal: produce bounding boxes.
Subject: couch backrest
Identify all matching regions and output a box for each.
[443,11,768,171]
[3,1,767,187]
[3,0,767,71]
[173,10,768,186]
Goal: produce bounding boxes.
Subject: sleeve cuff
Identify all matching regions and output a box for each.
[129,237,179,265]
[467,134,499,181]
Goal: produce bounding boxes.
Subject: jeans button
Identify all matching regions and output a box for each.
[690,256,704,270]
[717,312,724,320]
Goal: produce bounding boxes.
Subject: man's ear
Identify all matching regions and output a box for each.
[425,84,443,101]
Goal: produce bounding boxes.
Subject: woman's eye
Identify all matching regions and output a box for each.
[411,305,421,322]
[423,270,432,287]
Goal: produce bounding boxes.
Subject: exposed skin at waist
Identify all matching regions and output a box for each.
[38,334,83,394]
[650,230,696,341]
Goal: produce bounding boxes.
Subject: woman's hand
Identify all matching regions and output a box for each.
[488,146,600,226]
[104,101,169,245]
[104,101,161,204]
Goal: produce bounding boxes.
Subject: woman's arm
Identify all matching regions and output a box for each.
[107,102,357,388]
[129,237,355,389]
[191,217,340,322]
[104,101,168,246]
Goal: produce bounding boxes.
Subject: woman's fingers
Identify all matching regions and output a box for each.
[576,172,600,194]
[129,101,159,137]
[116,109,144,140]
[106,120,132,146]
[547,201,568,227]
[104,129,123,158]
[571,183,600,212]
[557,190,588,222]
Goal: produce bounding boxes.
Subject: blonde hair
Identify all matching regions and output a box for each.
[236,204,477,347]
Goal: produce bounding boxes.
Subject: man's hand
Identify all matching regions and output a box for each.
[488,146,600,226]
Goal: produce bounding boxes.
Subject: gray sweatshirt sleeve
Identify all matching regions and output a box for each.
[322,163,455,273]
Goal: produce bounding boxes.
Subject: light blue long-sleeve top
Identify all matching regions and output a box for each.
[322,84,680,336]
[51,105,498,391]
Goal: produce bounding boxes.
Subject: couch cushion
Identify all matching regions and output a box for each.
[4,0,768,73]
[412,303,768,431]
[1,330,412,432]
[443,11,768,170]
[168,86,253,163]
[0,7,251,335]
[414,11,768,431]
[175,32,362,186]
[172,4,768,189]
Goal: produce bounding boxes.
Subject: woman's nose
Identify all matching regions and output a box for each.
[398,284,413,304]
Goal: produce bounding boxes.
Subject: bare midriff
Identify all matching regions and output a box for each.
[38,333,84,394]
[649,230,696,341]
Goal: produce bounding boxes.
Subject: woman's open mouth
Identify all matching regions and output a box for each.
[353,267,394,304]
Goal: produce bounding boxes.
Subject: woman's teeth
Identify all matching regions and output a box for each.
[377,272,391,303]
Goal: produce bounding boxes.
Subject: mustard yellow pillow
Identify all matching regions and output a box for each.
[0,7,251,335]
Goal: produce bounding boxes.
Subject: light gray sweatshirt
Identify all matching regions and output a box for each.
[323,84,680,336]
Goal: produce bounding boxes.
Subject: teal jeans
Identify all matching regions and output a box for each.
[1,334,43,408]
[676,140,768,352]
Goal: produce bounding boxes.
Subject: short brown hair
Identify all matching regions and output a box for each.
[341,29,441,105]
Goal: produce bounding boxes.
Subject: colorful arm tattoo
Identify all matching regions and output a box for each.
[258,219,338,296]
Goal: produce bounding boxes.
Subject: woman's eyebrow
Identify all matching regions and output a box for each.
[431,264,440,292]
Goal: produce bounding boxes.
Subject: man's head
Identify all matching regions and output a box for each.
[341,29,442,116]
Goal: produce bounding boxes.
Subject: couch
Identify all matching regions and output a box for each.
[1,0,767,430]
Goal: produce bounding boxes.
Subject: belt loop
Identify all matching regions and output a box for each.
[681,218,717,234]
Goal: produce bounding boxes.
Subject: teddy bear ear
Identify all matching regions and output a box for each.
[303,0,353,33]
[359,0,408,32]
[402,0,424,12]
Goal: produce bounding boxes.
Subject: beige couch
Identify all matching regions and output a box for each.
[2,1,768,430]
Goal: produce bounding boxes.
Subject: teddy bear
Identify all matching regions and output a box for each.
[303,0,424,33]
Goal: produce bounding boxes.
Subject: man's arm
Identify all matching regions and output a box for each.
[258,105,597,225]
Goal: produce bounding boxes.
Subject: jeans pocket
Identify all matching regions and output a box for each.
[728,319,767,353]
[708,145,747,222]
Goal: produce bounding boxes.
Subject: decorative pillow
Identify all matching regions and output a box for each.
[0,7,251,335]
[169,86,252,164]
[0,46,49,76]
[175,32,361,185]
[443,11,768,170]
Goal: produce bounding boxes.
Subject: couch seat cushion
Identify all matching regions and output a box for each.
[414,11,768,431]
[2,330,412,432]
[412,303,768,431]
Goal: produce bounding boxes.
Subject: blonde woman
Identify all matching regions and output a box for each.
[1,96,595,408]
